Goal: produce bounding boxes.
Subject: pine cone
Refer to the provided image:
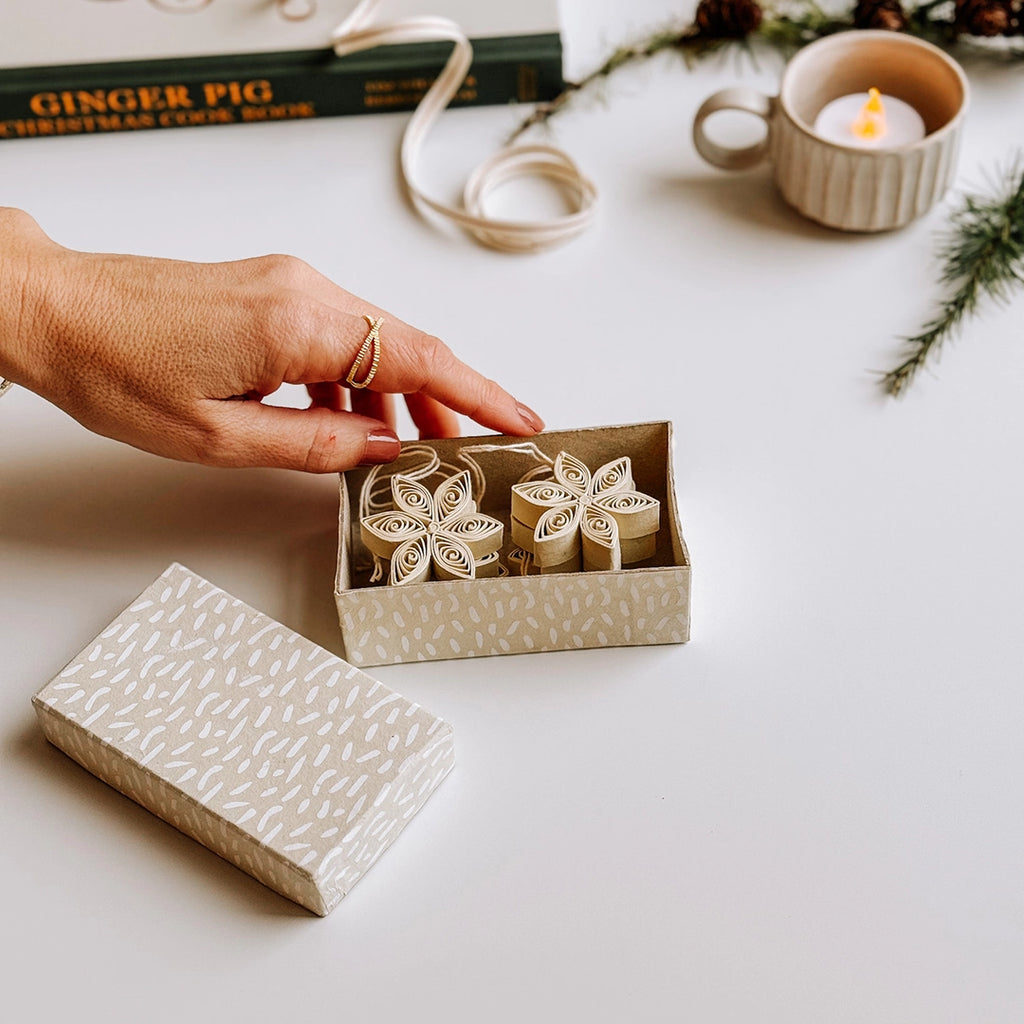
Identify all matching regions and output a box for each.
[694,0,764,38]
[955,0,1014,35]
[853,0,908,30]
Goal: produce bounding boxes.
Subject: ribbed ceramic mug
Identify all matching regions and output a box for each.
[692,31,969,232]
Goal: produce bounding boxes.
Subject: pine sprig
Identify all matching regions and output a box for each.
[509,28,729,142]
[510,0,1024,140]
[881,166,1024,395]
[754,1,850,49]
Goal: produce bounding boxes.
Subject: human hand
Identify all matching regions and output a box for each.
[0,208,544,472]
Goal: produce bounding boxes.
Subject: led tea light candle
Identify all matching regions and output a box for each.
[813,87,926,148]
[692,31,969,231]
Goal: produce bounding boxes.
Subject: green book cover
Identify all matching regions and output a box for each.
[0,0,563,140]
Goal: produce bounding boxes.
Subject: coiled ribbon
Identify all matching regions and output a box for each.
[330,0,597,253]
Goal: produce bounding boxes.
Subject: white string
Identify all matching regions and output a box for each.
[357,440,546,520]
[456,441,553,505]
[356,440,550,564]
[358,443,441,519]
[518,462,554,484]
[330,0,597,253]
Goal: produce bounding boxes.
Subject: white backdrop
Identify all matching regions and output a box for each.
[3,2,1024,1022]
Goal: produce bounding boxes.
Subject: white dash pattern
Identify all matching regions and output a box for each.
[32,563,455,916]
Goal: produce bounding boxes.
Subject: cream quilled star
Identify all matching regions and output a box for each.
[510,452,660,573]
[361,470,504,586]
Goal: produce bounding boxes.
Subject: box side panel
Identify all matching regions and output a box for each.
[663,420,691,571]
[336,473,352,596]
[336,566,690,666]
[317,726,456,912]
[33,700,326,915]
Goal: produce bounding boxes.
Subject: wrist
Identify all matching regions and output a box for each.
[0,207,60,392]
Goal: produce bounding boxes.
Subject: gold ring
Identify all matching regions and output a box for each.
[346,315,383,389]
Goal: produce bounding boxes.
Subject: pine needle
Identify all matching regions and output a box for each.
[881,165,1024,396]
[507,27,724,143]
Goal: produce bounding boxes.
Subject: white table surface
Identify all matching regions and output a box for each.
[4,3,1024,1021]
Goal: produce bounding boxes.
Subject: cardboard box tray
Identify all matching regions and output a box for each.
[335,420,691,666]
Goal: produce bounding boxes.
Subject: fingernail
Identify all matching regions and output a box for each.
[360,429,401,466]
[516,401,545,433]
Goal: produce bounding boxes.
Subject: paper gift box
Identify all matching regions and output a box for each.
[32,563,454,916]
[335,420,691,666]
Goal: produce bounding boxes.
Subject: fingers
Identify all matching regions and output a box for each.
[305,383,397,432]
[307,380,456,440]
[205,401,400,473]
[306,381,346,412]
[395,334,544,437]
[349,389,396,430]
[238,254,544,438]
[304,383,460,442]
[305,351,481,441]
[325,311,542,436]
[404,392,461,439]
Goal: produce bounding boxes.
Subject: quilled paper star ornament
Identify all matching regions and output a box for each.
[361,470,503,586]
[510,452,660,573]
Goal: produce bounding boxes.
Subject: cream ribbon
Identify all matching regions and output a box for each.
[330,0,597,253]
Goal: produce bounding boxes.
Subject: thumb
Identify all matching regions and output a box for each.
[205,401,400,473]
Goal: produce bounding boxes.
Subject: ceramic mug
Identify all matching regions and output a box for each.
[692,31,969,232]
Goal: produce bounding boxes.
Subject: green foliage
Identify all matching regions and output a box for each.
[882,166,1024,395]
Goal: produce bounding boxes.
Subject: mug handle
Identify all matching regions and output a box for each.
[692,88,775,171]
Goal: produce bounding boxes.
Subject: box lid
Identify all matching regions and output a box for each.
[32,563,454,915]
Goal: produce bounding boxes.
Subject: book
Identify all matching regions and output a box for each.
[0,0,563,141]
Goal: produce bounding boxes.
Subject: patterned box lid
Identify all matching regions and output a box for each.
[32,563,455,915]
